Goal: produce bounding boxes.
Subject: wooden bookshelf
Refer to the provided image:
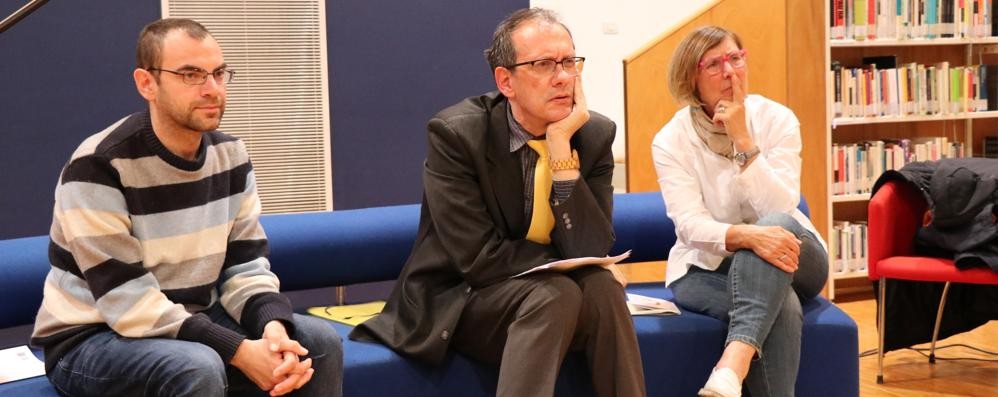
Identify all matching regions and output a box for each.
[823,1,998,299]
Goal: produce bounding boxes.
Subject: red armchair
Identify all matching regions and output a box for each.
[868,179,998,384]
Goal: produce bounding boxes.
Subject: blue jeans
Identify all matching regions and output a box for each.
[48,304,343,397]
[670,213,828,397]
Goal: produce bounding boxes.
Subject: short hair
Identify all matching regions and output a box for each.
[668,26,743,106]
[136,18,212,70]
[484,8,572,72]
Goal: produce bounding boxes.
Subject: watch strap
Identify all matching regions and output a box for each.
[550,149,580,171]
[735,146,760,166]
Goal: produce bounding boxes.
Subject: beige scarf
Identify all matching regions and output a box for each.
[690,105,733,159]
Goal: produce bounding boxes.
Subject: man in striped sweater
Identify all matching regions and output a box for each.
[30,18,342,397]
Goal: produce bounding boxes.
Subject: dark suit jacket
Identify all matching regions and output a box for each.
[350,91,616,365]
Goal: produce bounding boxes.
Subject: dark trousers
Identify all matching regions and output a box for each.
[451,266,646,397]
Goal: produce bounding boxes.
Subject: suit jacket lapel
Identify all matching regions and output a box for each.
[485,98,527,238]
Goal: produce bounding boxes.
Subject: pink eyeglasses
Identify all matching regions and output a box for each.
[698,49,748,76]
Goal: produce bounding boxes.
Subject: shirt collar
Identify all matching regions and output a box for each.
[506,104,537,153]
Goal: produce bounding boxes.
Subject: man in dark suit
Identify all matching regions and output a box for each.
[350,8,645,397]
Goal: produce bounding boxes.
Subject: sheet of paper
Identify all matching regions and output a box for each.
[626,293,681,316]
[512,250,632,278]
[307,301,386,326]
[0,345,45,384]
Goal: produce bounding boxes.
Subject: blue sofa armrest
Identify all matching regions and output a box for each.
[611,192,675,264]
[0,236,49,329]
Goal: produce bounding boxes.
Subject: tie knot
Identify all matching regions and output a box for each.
[526,140,549,159]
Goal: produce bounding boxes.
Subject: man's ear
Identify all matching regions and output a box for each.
[134,68,157,102]
[494,67,514,98]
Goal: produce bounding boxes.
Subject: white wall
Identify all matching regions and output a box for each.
[530,0,713,162]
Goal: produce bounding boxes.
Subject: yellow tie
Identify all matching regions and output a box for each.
[525,140,555,245]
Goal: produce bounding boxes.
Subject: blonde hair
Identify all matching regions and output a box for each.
[668,26,743,106]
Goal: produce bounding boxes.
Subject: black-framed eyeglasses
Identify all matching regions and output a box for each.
[147,67,235,85]
[506,57,585,76]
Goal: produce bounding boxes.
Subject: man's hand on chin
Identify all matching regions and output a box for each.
[546,75,589,146]
[546,76,587,181]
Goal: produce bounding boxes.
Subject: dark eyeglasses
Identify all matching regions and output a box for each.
[147,67,235,85]
[506,57,585,76]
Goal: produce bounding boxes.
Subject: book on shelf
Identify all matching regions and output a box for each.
[832,0,846,39]
[854,0,869,40]
[831,220,868,275]
[831,137,963,196]
[830,61,990,119]
[830,0,994,41]
[832,61,844,117]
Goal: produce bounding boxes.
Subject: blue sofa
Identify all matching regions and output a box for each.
[0,192,859,396]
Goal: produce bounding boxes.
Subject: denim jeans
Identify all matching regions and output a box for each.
[670,213,828,397]
[48,303,343,397]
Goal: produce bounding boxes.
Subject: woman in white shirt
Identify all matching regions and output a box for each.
[651,26,828,397]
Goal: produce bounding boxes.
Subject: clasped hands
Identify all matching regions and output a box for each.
[231,320,315,396]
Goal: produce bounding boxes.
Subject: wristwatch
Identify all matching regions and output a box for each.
[550,149,580,171]
[733,146,760,167]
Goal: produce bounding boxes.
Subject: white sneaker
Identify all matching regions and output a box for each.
[697,367,742,397]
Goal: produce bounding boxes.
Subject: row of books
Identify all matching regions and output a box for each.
[832,137,964,195]
[831,220,868,275]
[830,0,996,41]
[831,61,998,119]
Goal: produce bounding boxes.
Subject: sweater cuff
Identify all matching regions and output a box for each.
[178,313,245,363]
[242,292,296,338]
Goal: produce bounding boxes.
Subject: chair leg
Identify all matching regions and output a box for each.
[877,278,887,384]
[928,282,952,364]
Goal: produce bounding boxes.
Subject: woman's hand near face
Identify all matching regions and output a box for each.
[725,224,802,273]
[711,70,753,151]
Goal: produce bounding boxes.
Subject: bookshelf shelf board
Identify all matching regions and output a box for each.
[830,37,998,48]
[831,193,871,203]
[832,270,869,280]
[832,111,998,127]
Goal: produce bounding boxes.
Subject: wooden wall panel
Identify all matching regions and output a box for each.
[787,0,829,239]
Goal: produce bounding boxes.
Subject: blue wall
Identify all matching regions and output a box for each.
[0,1,526,239]
[327,1,523,210]
[0,1,157,239]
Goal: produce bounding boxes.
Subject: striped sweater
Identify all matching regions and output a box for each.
[31,111,293,372]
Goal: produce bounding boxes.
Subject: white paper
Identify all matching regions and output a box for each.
[0,345,45,384]
[626,293,681,316]
[512,250,631,278]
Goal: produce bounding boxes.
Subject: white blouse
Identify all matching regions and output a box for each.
[651,94,827,286]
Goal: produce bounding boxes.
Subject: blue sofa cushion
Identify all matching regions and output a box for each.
[330,282,857,396]
[260,204,420,290]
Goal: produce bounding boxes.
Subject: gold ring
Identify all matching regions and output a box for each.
[717,105,726,113]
